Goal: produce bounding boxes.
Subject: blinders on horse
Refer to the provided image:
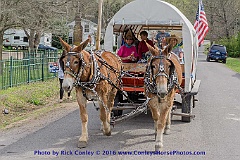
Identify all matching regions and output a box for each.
[60,51,83,79]
[150,54,171,80]
[145,51,176,95]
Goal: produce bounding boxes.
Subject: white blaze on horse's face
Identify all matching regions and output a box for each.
[63,76,74,92]
[62,55,80,92]
[151,58,171,98]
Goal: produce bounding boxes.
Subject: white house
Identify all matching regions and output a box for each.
[67,18,97,49]
[3,29,52,49]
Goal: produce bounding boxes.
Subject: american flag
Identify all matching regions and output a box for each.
[194,0,209,46]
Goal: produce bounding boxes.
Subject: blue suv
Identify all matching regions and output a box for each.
[206,44,227,63]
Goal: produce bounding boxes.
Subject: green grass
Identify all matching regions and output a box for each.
[0,78,60,129]
[226,58,240,73]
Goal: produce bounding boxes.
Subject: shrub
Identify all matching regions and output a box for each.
[216,33,240,58]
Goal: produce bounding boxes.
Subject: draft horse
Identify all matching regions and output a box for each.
[144,43,182,151]
[59,38,122,148]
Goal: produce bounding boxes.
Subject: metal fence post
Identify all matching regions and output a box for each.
[0,61,2,89]
[27,52,30,83]
[16,48,19,60]
[42,53,44,81]
[10,56,13,87]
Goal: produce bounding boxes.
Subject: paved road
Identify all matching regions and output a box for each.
[0,52,240,160]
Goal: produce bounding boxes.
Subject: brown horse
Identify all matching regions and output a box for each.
[59,38,122,148]
[144,43,182,151]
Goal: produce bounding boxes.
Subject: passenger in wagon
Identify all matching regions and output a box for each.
[138,30,154,61]
[117,30,139,63]
[154,30,170,49]
[166,34,184,64]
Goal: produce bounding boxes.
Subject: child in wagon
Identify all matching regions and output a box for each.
[138,30,154,62]
[117,29,139,63]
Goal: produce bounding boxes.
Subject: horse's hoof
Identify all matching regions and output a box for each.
[155,145,160,151]
[164,129,170,135]
[78,141,87,148]
[155,144,163,151]
[104,130,111,136]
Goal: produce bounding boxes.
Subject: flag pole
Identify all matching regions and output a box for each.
[96,0,103,50]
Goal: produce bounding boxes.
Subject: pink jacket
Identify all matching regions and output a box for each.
[117,44,139,63]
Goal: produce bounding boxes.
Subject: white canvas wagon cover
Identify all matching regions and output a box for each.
[104,0,199,92]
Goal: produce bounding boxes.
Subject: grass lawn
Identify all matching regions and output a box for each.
[226,57,240,73]
[0,78,75,129]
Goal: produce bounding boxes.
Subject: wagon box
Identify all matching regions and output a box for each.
[121,63,145,92]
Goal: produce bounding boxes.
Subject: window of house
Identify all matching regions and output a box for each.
[84,24,89,32]
[23,37,28,42]
[14,36,20,40]
[69,25,74,29]
[68,37,73,45]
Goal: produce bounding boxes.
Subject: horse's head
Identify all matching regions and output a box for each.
[59,37,90,92]
[146,42,175,99]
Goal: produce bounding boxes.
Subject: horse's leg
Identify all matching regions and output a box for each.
[99,88,116,133]
[99,92,111,136]
[155,104,169,151]
[107,88,118,123]
[164,109,171,135]
[164,92,175,135]
[149,103,159,139]
[76,88,88,148]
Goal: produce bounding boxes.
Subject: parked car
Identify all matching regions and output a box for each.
[38,44,58,51]
[206,44,227,63]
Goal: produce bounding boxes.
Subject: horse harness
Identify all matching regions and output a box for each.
[64,51,120,94]
[61,49,184,125]
[144,52,180,98]
[61,50,127,112]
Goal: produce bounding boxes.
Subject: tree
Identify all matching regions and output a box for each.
[17,0,69,51]
[205,0,240,41]
[0,0,23,61]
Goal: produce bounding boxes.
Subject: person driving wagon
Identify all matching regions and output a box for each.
[166,34,184,64]
[117,29,139,63]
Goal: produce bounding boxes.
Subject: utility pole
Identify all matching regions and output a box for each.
[96,0,103,50]
[73,2,83,46]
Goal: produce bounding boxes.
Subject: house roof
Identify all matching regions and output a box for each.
[67,18,97,26]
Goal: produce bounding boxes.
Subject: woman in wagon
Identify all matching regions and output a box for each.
[138,30,154,61]
[117,29,139,63]
[167,34,184,64]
